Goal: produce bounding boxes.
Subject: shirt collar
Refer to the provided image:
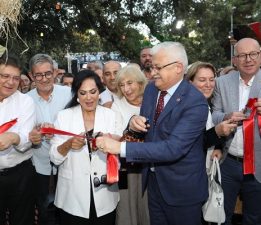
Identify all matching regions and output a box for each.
[36,85,55,102]
[0,91,19,104]
[239,74,254,87]
[164,79,183,96]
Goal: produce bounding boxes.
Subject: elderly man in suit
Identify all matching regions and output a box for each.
[96,41,209,225]
[212,37,261,225]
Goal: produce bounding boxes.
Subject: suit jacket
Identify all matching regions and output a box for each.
[50,105,120,219]
[204,127,224,149]
[203,107,224,150]
[212,69,261,182]
[204,121,225,150]
[126,80,209,206]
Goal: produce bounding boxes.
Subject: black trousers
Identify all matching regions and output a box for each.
[0,159,36,225]
[35,169,59,225]
[60,186,116,225]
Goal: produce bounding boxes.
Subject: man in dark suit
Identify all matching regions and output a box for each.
[97,41,209,225]
[212,37,261,225]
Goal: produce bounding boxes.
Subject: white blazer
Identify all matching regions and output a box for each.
[50,105,120,219]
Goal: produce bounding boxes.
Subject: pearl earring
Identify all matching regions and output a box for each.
[77,98,79,103]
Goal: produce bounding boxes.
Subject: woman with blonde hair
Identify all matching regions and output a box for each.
[111,64,150,225]
[113,65,147,127]
[186,61,236,169]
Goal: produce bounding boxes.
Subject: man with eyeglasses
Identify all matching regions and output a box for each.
[96,42,209,225]
[27,53,72,225]
[0,53,36,225]
[212,37,261,225]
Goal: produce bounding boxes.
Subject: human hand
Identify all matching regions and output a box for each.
[57,133,85,156]
[129,116,150,132]
[0,132,20,151]
[41,123,55,140]
[211,149,222,161]
[223,111,246,123]
[102,133,121,141]
[29,124,42,145]
[215,119,237,136]
[96,136,121,154]
[71,133,86,150]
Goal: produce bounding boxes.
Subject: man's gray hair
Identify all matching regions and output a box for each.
[233,38,261,56]
[29,54,54,71]
[151,42,188,72]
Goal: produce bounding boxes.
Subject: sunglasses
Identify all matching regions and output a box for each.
[93,175,107,188]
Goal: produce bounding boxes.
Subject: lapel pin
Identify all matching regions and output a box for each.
[176,98,181,102]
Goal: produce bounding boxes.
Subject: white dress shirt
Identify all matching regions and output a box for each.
[27,85,72,175]
[0,91,36,169]
[228,75,254,157]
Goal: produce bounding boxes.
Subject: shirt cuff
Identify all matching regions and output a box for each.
[120,142,126,158]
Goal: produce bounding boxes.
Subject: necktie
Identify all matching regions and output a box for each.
[154,91,167,125]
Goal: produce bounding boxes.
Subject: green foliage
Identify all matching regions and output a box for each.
[1,0,260,70]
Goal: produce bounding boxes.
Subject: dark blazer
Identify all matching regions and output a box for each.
[126,79,209,206]
[204,125,225,150]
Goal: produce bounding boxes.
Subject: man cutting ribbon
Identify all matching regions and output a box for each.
[212,37,261,225]
[96,42,209,225]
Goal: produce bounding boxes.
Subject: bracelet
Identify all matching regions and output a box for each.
[124,128,145,139]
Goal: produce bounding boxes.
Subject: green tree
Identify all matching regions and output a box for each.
[1,0,260,69]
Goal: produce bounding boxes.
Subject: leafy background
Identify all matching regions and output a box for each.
[1,0,261,69]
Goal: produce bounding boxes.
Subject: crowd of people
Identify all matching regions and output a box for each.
[0,37,261,225]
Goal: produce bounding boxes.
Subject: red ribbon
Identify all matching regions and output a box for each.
[40,127,85,138]
[107,154,119,184]
[0,118,18,134]
[41,127,118,183]
[243,98,258,174]
[105,133,119,184]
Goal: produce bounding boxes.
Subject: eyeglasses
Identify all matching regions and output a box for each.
[78,88,99,96]
[151,61,179,72]
[93,175,107,188]
[0,73,21,83]
[235,51,260,62]
[33,71,53,81]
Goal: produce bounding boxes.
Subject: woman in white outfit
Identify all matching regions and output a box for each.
[111,65,150,225]
[50,70,121,225]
